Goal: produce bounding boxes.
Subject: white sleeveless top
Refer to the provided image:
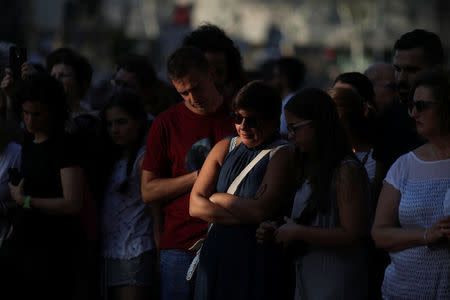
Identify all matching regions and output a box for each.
[382,151,450,299]
[101,146,154,259]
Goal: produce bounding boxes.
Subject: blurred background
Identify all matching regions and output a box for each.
[2,0,449,88]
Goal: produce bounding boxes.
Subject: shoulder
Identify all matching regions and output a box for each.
[336,158,366,179]
[4,142,21,155]
[154,102,184,121]
[211,137,234,163]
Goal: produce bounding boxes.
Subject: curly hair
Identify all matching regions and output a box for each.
[46,48,93,97]
[183,24,245,87]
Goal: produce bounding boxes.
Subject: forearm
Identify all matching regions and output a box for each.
[149,202,164,249]
[5,96,18,122]
[25,195,82,215]
[142,171,197,203]
[371,226,427,252]
[190,194,240,225]
[211,193,264,223]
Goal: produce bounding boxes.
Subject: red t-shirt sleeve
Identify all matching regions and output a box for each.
[142,116,170,176]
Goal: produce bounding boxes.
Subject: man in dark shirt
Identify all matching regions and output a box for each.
[373,29,445,183]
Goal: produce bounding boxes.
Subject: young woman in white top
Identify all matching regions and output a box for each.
[372,70,450,299]
[100,88,155,300]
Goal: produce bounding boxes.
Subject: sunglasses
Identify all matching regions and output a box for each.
[287,120,312,134]
[232,113,259,128]
[407,100,438,115]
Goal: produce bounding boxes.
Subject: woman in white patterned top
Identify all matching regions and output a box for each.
[100,89,155,300]
[372,70,450,299]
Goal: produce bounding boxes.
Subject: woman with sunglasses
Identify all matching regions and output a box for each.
[190,81,295,300]
[257,88,370,299]
[371,70,450,299]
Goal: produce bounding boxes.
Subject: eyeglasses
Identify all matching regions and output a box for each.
[287,120,312,134]
[232,113,259,128]
[407,100,438,115]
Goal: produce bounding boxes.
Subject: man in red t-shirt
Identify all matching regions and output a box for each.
[141,46,235,300]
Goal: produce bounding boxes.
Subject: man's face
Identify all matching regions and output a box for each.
[393,48,429,102]
[372,65,397,112]
[172,68,218,115]
[111,68,141,92]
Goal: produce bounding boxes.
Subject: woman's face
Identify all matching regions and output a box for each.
[105,106,141,147]
[50,63,81,101]
[410,86,440,138]
[22,101,51,134]
[285,110,315,153]
[234,109,276,148]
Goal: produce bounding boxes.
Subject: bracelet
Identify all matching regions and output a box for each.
[23,195,31,209]
[423,228,429,243]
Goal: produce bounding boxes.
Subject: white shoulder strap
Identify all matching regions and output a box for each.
[226,148,271,195]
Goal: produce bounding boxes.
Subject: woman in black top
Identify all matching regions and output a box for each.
[4,72,86,300]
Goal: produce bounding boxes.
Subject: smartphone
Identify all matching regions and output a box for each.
[9,46,27,80]
[8,168,22,186]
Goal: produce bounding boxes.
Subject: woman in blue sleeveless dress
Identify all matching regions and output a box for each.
[190,81,296,300]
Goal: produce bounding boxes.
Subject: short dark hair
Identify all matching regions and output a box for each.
[232,80,281,122]
[334,72,375,106]
[409,69,450,135]
[183,24,244,85]
[275,57,306,91]
[17,72,68,135]
[46,48,93,95]
[115,53,157,87]
[167,46,210,81]
[393,29,444,66]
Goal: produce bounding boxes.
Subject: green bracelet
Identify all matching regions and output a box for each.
[23,195,31,209]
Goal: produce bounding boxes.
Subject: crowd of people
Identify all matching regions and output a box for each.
[0,25,449,300]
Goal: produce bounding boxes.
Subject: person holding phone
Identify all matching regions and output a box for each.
[0,44,35,130]
[1,72,87,300]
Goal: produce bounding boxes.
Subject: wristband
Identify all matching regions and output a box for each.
[23,195,31,209]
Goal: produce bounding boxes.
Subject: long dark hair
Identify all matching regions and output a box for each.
[100,88,148,194]
[285,88,353,217]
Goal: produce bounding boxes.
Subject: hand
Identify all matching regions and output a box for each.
[209,193,221,204]
[275,216,302,244]
[1,68,15,97]
[8,179,25,205]
[21,61,37,79]
[256,220,278,244]
[426,216,450,244]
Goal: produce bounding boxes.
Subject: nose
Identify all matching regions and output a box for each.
[396,70,408,83]
[409,105,418,118]
[110,123,119,134]
[239,118,251,130]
